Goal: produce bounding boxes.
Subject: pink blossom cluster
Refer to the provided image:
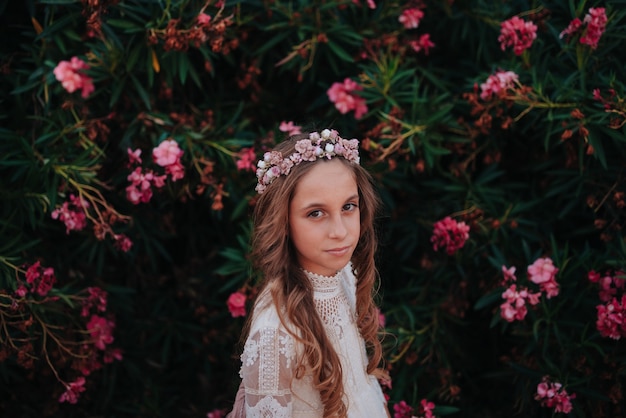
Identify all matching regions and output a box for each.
[398,7,435,55]
[279,120,302,136]
[153,139,185,181]
[227,291,247,317]
[430,216,470,255]
[560,7,607,50]
[409,34,435,56]
[56,286,122,404]
[207,409,225,418]
[327,78,368,119]
[399,8,424,29]
[236,147,257,172]
[53,57,95,98]
[588,270,626,339]
[479,70,519,101]
[498,16,538,55]
[126,139,184,204]
[59,377,86,404]
[534,376,575,414]
[51,194,89,234]
[499,257,560,322]
[15,261,57,298]
[393,399,436,418]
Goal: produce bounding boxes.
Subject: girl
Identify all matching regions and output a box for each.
[228,129,389,417]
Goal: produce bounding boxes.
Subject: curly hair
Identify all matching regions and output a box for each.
[244,133,384,417]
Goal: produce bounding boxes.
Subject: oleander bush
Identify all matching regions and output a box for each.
[1,0,625,417]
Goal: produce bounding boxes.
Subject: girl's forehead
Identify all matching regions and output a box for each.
[291,160,358,205]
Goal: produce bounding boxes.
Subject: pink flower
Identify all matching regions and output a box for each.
[51,194,90,234]
[596,295,626,340]
[126,167,166,204]
[377,307,386,328]
[207,409,224,418]
[430,216,470,255]
[535,376,575,414]
[528,257,560,298]
[580,7,607,50]
[327,78,368,119]
[480,70,518,101]
[500,284,541,322]
[227,291,247,318]
[81,287,108,317]
[236,147,257,172]
[418,398,436,418]
[197,13,212,26]
[114,234,133,252]
[153,139,185,181]
[127,148,142,165]
[393,400,414,418]
[279,121,302,136]
[498,16,537,55]
[399,8,424,29]
[559,17,582,40]
[502,265,517,283]
[53,57,95,98]
[58,377,87,404]
[23,261,57,297]
[87,315,115,350]
[153,139,183,167]
[409,33,435,55]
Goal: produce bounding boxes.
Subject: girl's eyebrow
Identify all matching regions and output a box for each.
[298,194,359,211]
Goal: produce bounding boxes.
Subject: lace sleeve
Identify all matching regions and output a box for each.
[240,327,296,417]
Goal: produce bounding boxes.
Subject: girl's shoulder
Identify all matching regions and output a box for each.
[248,288,289,335]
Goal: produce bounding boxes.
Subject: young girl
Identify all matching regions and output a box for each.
[228,129,389,417]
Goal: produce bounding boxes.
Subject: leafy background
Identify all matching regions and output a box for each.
[1,0,625,417]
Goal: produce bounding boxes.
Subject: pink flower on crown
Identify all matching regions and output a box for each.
[498,16,537,55]
[399,8,424,29]
[53,57,95,98]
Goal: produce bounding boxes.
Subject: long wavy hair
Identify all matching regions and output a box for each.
[244,133,383,417]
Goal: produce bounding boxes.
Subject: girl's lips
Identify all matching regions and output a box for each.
[326,246,351,256]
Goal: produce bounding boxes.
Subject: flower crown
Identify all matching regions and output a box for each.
[255,129,360,194]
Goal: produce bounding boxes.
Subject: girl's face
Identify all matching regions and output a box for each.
[288,159,360,277]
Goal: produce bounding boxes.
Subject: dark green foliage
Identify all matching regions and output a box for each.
[1,0,625,416]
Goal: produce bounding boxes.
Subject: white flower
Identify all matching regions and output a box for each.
[321,129,331,139]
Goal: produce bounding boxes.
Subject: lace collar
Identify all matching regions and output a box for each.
[303,268,342,291]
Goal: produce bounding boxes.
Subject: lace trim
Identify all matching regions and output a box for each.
[303,269,341,292]
[246,395,292,417]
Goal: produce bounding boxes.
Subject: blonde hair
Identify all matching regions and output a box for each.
[245,134,383,417]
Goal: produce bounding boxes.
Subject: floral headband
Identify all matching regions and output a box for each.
[255,129,360,194]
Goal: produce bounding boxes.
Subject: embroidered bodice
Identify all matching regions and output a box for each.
[239,263,388,417]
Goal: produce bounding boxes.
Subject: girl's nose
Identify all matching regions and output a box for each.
[328,214,348,238]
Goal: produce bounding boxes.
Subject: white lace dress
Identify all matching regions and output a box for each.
[239,263,388,417]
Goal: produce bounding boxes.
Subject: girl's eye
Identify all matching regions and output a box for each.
[308,210,323,218]
[343,203,358,211]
